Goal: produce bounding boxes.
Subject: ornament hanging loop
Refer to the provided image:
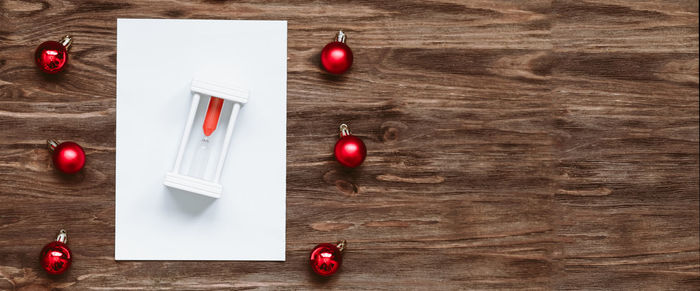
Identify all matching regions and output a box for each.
[336,240,346,252]
[47,139,60,152]
[335,30,346,43]
[339,124,351,137]
[59,35,72,50]
[56,229,68,244]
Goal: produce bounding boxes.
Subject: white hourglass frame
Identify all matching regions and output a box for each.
[164,77,249,198]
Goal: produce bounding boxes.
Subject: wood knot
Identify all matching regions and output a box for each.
[383,127,399,142]
[380,121,408,143]
[335,180,358,196]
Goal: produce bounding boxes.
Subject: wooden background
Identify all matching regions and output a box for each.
[0,0,698,289]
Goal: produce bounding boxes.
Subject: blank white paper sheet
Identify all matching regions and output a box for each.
[116,19,286,260]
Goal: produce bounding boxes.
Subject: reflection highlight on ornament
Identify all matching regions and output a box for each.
[344,144,357,152]
[62,150,77,159]
[331,50,345,59]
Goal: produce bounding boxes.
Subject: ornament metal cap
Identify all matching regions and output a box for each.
[56,229,68,244]
[335,30,346,43]
[336,240,346,252]
[59,35,72,50]
[339,124,351,137]
[47,139,60,152]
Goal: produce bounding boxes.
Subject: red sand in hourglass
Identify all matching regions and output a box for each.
[203,97,224,136]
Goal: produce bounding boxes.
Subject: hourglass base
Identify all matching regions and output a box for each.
[164,172,222,198]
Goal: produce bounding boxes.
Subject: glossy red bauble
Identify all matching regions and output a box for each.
[334,124,366,168]
[321,30,353,74]
[48,139,85,174]
[40,229,72,275]
[310,240,345,277]
[35,35,72,74]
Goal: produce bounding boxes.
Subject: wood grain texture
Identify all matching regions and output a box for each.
[0,0,698,289]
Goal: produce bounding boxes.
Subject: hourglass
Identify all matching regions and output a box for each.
[164,77,249,198]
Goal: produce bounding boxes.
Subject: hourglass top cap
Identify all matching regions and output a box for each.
[191,78,249,104]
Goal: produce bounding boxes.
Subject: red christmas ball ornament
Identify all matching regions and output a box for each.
[334,124,366,168]
[40,229,72,275]
[35,35,73,74]
[321,30,353,74]
[47,139,85,174]
[310,240,346,277]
